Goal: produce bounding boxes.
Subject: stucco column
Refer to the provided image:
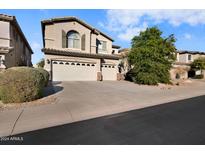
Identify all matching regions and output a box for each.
[97,58,102,81]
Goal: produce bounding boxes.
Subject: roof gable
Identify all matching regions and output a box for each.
[41,16,114,43]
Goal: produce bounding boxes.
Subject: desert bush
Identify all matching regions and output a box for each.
[35,68,49,86]
[0,67,46,103]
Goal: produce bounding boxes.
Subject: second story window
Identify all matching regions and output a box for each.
[188,54,192,61]
[67,31,80,49]
[98,41,107,52]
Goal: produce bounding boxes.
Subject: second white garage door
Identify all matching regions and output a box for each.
[101,64,117,80]
[52,60,97,81]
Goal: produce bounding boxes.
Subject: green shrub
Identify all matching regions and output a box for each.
[0,67,45,104]
[194,74,204,79]
[36,58,45,68]
[34,68,49,86]
[128,27,176,85]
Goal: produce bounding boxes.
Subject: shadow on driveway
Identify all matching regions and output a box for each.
[1,95,205,145]
[43,81,64,97]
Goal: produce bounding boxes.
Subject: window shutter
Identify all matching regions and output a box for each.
[62,30,67,48]
[81,34,86,50]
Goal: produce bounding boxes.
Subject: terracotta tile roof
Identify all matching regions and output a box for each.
[177,50,205,55]
[0,14,33,54]
[42,48,120,60]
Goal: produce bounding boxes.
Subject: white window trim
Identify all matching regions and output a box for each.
[67,31,81,49]
[98,40,107,54]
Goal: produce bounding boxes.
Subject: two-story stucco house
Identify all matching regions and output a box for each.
[41,16,121,81]
[0,14,33,69]
[176,50,205,64]
[170,50,205,79]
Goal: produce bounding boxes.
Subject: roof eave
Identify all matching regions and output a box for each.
[112,45,121,49]
[41,16,114,42]
[42,48,120,60]
[177,50,205,55]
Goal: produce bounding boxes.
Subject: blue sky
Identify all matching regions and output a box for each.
[1,9,205,64]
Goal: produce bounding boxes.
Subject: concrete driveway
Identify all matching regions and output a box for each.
[1,80,205,137]
[56,80,205,122]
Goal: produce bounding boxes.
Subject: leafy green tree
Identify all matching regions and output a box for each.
[191,57,205,74]
[36,58,45,68]
[128,27,176,85]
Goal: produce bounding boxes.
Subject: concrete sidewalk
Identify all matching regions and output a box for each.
[1,80,205,137]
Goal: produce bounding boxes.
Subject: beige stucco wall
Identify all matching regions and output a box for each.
[45,21,92,53]
[102,59,119,66]
[96,34,112,54]
[44,54,101,72]
[44,24,55,48]
[178,54,188,63]
[112,48,119,54]
[91,33,97,54]
[178,53,205,64]
[44,21,113,55]
[192,54,205,60]
[170,64,190,80]
[0,21,10,47]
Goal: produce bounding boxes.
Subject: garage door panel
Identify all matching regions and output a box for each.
[52,61,97,81]
[102,65,117,80]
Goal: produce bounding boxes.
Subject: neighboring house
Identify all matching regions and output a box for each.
[176,50,205,64]
[0,14,33,69]
[171,50,205,80]
[112,45,121,54]
[118,48,205,80]
[41,16,121,81]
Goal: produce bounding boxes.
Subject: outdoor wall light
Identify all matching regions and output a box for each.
[47,59,50,64]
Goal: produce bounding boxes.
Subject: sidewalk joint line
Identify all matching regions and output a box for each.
[10,109,24,136]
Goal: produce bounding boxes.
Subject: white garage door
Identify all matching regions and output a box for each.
[102,64,117,80]
[52,60,97,81]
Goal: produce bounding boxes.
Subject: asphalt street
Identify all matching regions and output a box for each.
[1,95,205,145]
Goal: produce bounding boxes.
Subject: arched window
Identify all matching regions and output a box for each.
[67,31,80,49]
